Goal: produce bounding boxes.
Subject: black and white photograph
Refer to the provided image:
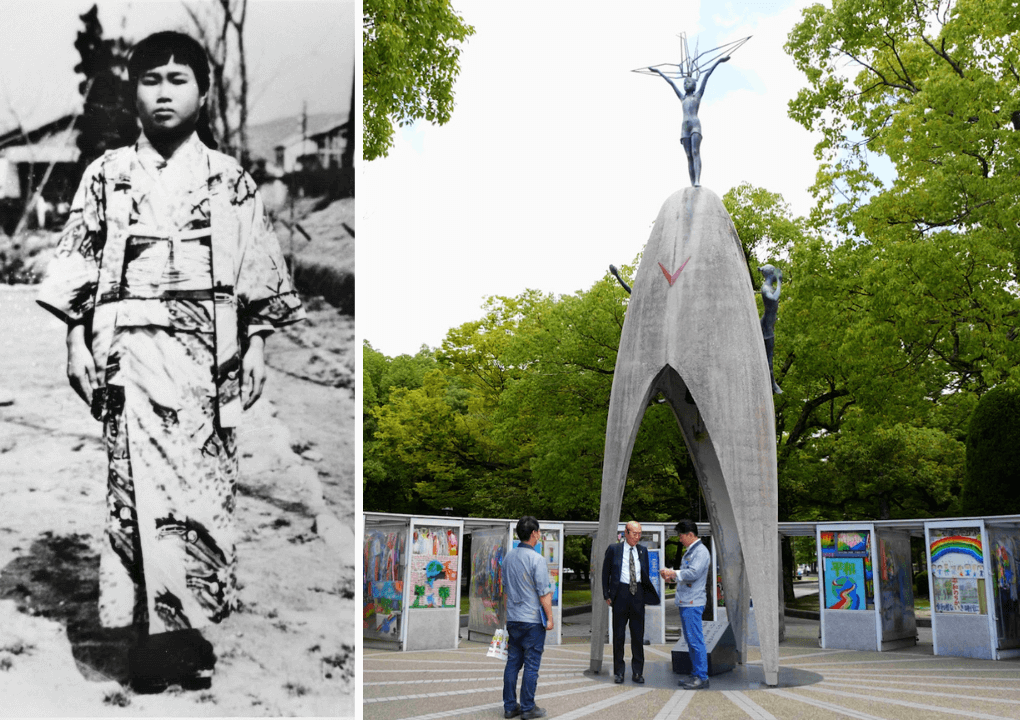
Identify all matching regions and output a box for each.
[0,0,354,715]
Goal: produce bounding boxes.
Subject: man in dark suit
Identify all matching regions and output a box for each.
[602,521,660,684]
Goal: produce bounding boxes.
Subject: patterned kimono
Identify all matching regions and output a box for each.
[37,133,304,634]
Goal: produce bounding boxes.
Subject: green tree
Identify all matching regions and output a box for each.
[362,342,441,513]
[372,368,522,514]
[962,386,1020,515]
[786,0,1020,390]
[362,277,705,520]
[721,183,972,528]
[74,5,136,168]
[363,0,475,160]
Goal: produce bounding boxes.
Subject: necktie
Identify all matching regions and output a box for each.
[629,547,637,595]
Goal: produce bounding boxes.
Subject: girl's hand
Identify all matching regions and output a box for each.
[243,334,267,410]
[66,323,98,406]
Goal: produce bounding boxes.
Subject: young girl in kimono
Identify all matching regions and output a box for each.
[37,31,304,693]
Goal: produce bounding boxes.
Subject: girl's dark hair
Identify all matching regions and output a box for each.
[128,31,218,149]
[129,31,210,94]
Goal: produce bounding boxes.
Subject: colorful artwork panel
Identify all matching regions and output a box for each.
[469,529,507,632]
[409,554,458,608]
[991,531,1020,645]
[643,548,664,643]
[863,535,874,605]
[930,528,984,579]
[995,538,1018,598]
[838,532,868,553]
[934,577,985,614]
[821,529,873,605]
[543,540,559,567]
[364,526,407,640]
[412,526,456,557]
[824,557,865,610]
[879,534,915,636]
[409,525,459,610]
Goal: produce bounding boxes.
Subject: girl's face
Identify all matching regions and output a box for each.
[135,57,206,140]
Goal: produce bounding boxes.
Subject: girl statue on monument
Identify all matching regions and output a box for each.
[650,56,730,188]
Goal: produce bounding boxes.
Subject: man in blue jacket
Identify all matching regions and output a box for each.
[660,519,711,689]
[602,521,660,684]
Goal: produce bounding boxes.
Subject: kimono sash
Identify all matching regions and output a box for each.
[94,147,243,427]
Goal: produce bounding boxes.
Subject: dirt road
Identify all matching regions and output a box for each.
[0,285,354,716]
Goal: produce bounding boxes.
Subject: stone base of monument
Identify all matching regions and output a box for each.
[671,620,737,676]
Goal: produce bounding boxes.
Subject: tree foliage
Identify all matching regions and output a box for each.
[363,0,475,160]
[962,386,1020,515]
[184,0,251,164]
[74,4,136,168]
[362,276,702,520]
[786,0,1020,391]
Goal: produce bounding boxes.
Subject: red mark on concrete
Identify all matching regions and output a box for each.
[658,256,691,286]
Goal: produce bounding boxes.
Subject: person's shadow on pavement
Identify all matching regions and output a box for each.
[0,531,137,683]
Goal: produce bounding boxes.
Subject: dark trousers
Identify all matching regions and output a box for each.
[611,584,645,677]
[503,621,546,713]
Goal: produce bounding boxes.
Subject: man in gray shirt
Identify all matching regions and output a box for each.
[659,519,711,689]
[502,516,554,720]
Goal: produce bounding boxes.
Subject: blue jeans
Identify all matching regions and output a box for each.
[679,606,707,680]
[503,621,546,713]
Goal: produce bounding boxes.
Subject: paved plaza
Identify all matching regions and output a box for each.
[364,616,1020,719]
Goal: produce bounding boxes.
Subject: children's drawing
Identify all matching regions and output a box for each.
[934,577,982,614]
[991,532,1020,644]
[930,528,984,579]
[879,534,915,635]
[838,532,867,553]
[830,577,861,609]
[364,527,406,640]
[408,525,459,609]
[824,557,864,610]
[930,530,987,615]
[469,529,506,631]
[821,529,873,605]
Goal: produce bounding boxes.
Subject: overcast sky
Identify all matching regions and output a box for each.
[0,0,354,133]
[360,0,832,358]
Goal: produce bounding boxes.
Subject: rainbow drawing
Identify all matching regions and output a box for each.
[931,535,983,564]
